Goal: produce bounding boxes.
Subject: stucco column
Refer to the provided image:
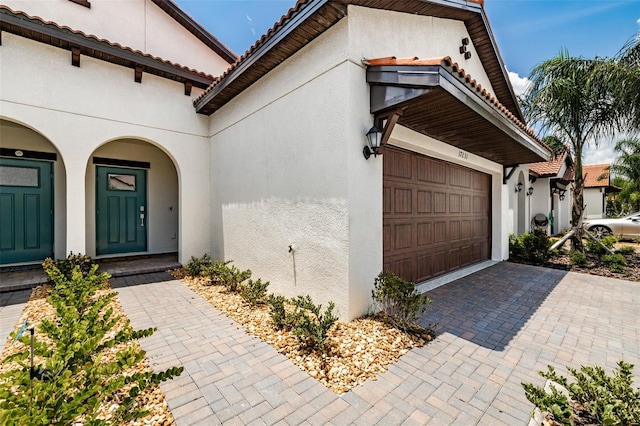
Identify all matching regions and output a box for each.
[65,166,87,256]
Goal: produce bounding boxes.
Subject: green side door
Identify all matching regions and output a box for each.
[0,157,54,264]
[96,166,147,255]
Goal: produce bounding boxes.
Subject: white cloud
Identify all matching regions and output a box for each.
[583,141,616,166]
[507,70,531,97]
[246,15,256,36]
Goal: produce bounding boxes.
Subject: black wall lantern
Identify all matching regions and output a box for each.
[363,126,383,159]
[515,182,523,193]
[527,186,534,196]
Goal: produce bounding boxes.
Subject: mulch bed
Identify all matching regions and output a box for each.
[511,243,640,282]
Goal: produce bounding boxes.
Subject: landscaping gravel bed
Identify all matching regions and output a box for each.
[0,284,175,425]
[171,269,433,394]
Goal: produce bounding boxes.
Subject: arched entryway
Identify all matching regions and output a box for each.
[85,139,179,258]
[0,118,67,265]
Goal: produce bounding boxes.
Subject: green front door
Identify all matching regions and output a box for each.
[96,166,147,255]
[0,157,54,264]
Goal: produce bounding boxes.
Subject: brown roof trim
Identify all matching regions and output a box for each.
[0,6,216,89]
[151,0,237,64]
[365,56,538,143]
[365,58,549,165]
[195,0,523,121]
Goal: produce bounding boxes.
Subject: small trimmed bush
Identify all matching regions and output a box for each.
[510,230,552,265]
[42,252,95,284]
[240,279,270,305]
[0,263,183,424]
[586,235,617,255]
[615,246,636,256]
[569,250,588,267]
[184,253,213,276]
[202,261,252,292]
[288,295,338,349]
[602,253,627,273]
[372,271,431,330]
[268,295,292,330]
[522,361,640,426]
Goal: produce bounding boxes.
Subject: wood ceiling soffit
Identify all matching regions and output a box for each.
[0,8,215,91]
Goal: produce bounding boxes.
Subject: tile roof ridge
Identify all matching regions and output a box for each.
[0,5,217,81]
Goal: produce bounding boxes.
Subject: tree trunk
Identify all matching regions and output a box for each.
[571,150,585,251]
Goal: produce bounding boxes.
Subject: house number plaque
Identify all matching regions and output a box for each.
[458,150,469,160]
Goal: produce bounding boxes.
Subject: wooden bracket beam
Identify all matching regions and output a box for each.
[71,46,81,67]
[134,65,143,83]
[503,165,517,184]
[374,109,403,154]
[184,81,193,96]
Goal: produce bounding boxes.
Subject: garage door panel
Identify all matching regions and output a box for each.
[417,157,446,184]
[383,187,392,214]
[394,188,413,214]
[433,192,447,213]
[394,223,413,250]
[417,190,432,213]
[450,220,461,241]
[384,146,491,283]
[417,222,432,246]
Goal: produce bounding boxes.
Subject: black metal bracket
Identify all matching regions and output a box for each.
[503,165,517,184]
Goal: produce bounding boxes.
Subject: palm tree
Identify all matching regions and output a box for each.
[522,51,629,250]
[611,137,640,211]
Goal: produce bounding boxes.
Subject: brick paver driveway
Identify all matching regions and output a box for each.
[103,263,640,424]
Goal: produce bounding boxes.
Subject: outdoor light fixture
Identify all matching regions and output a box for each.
[515,182,523,193]
[363,126,383,159]
[527,187,534,196]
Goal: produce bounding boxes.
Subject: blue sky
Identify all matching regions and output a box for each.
[175,0,639,164]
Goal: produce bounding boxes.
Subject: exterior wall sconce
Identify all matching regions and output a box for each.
[515,182,523,193]
[527,187,534,196]
[559,189,566,201]
[363,126,383,159]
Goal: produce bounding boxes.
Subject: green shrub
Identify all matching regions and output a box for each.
[615,246,636,256]
[569,250,588,266]
[240,279,270,305]
[0,264,183,425]
[586,235,617,255]
[602,253,627,273]
[184,253,213,276]
[42,252,96,284]
[268,295,292,330]
[203,261,251,292]
[522,361,640,426]
[510,230,552,265]
[288,295,338,349]
[372,271,431,330]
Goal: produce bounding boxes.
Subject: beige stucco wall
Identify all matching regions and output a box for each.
[2,0,231,76]
[209,6,512,319]
[584,187,606,219]
[347,5,495,94]
[1,33,211,263]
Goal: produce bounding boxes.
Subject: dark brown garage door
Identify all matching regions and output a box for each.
[383,146,491,283]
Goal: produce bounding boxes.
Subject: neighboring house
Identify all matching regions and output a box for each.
[1,0,549,320]
[528,152,574,235]
[583,164,616,219]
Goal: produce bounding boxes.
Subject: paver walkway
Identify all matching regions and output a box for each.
[2,262,639,424]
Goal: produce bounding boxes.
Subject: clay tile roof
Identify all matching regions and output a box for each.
[529,152,568,177]
[362,56,547,149]
[0,5,217,85]
[583,164,611,187]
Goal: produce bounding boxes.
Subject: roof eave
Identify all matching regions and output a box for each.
[152,0,237,64]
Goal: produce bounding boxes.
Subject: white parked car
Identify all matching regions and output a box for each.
[583,212,640,239]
